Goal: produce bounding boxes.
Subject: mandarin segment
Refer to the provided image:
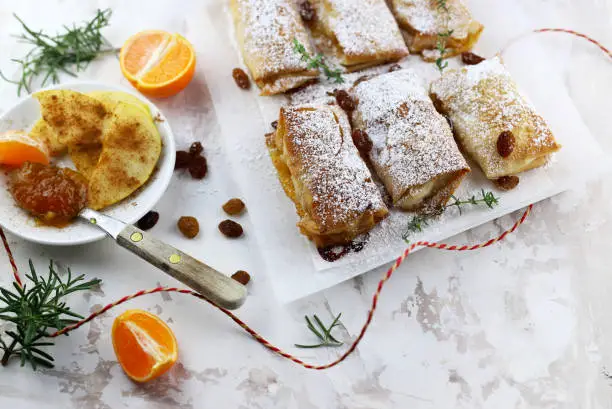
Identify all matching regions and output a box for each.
[112,309,178,383]
[0,130,49,166]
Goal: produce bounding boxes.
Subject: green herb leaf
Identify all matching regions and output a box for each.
[295,313,344,349]
[292,38,344,84]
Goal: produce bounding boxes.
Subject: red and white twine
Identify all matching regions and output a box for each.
[0,27,608,371]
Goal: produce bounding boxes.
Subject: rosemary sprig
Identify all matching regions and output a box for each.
[0,260,100,369]
[0,9,117,96]
[402,190,500,241]
[295,313,343,349]
[293,38,344,84]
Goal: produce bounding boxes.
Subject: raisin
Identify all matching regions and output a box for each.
[352,129,373,154]
[136,211,159,231]
[222,198,246,216]
[495,176,520,191]
[189,142,203,156]
[271,120,278,129]
[334,89,355,112]
[188,155,208,179]
[461,52,485,65]
[175,151,191,169]
[232,68,251,90]
[231,270,251,285]
[299,0,315,22]
[497,131,516,158]
[178,216,199,239]
[388,63,402,72]
[353,75,370,87]
[444,114,454,133]
[219,220,243,238]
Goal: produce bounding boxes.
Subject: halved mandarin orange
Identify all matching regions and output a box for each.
[120,30,196,98]
[0,130,49,166]
[112,309,178,383]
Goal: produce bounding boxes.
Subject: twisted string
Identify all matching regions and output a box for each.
[0,228,22,288]
[40,205,532,370]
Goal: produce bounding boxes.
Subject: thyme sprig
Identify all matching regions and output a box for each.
[402,190,500,242]
[434,0,453,73]
[293,38,344,84]
[0,9,117,96]
[0,260,100,369]
[295,313,343,349]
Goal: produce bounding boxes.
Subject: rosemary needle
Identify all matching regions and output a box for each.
[0,9,117,96]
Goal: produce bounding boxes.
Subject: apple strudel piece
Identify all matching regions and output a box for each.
[266,104,388,247]
[430,57,561,181]
[388,0,483,61]
[308,0,409,71]
[230,0,319,95]
[351,70,470,211]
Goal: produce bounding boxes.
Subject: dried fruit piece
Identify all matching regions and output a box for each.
[175,151,191,169]
[299,0,315,22]
[388,63,402,72]
[461,52,485,65]
[353,75,370,87]
[137,211,159,231]
[219,219,243,238]
[189,141,203,156]
[496,131,516,158]
[495,175,519,191]
[334,89,355,112]
[232,68,250,90]
[352,129,372,154]
[222,198,246,216]
[177,216,199,238]
[231,270,250,285]
[271,120,278,129]
[188,155,208,179]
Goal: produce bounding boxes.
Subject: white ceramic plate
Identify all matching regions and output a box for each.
[0,82,176,246]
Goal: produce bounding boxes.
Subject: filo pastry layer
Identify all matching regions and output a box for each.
[308,0,409,71]
[266,104,388,248]
[430,57,561,180]
[388,0,483,61]
[230,0,319,95]
[351,69,470,211]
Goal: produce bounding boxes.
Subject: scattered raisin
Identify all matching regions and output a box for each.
[298,0,315,22]
[178,216,199,238]
[353,75,370,87]
[231,270,251,285]
[461,52,485,65]
[388,63,402,72]
[136,211,159,231]
[444,114,454,133]
[334,89,355,112]
[219,220,243,238]
[188,155,208,179]
[497,131,516,158]
[175,151,191,169]
[352,129,373,154]
[271,120,278,129]
[189,142,203,156]
[222,198,246,215]
[232,68,251,90]
[495,175,520,191]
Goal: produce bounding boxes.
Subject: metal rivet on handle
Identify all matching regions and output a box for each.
[130,232,143,242]
[169,254,181,264]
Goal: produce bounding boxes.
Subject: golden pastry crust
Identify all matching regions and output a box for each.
[309,0,409,70]
[430,57,561,180]
[230,0,319,95]
[351,70,470,211]
[389,0,483,61]
[266,104,388,247]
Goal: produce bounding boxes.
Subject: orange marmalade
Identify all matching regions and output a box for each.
[9,162,88,227]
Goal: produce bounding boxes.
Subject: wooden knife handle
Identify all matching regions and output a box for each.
[116,225,247,310]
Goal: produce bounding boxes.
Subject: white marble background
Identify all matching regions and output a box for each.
[0,0,611,408]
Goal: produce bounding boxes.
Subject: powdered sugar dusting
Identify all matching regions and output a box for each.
[233,0,313,79]
[312,0,408,62]
[282,105,386,229]
[430,58,559,178]
[352,70,468,203]
[391,0,477,39]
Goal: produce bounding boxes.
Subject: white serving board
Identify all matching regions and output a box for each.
[198,1,610,303]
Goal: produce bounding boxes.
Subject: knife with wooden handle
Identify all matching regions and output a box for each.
[79,208,247,310]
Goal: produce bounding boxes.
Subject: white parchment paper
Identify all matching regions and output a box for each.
[200,0,610,303]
